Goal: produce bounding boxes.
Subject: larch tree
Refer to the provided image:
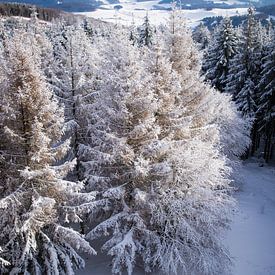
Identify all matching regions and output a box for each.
[149,11,250,274]
[83,31,161,274]
[0,31,96,274]
[49,23,98,181]
[203,17,238,92]
[83,12,250,275]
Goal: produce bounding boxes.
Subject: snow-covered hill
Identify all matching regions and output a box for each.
[74,0,262,26]
[1,0,270,13]
[78,4,248,26]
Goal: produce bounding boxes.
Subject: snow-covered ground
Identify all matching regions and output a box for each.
[77,4,248,26]
[226,162,275,275]
[77,162,275,275]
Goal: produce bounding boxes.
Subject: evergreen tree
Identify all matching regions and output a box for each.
[129,16,138,45]
[203,17,238,92]
[0,31,96,274]
[257,32,275,161]
[225,7,262,107]
[83,32,160,274]
[192,22,211,51]
[138,14,153,47]
[225,7,264,155]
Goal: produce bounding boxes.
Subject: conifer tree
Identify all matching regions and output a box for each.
[225,7,262,108]
[257,32,275,161]
[138,13,153,47]
[49,23,98,180]
[0,31,96,274]
[193,22,211,51]
[203,17,238,92]
[83,13,250,275]
[224,7,264,155]
[83,32,161,274]
[129,16,138,45]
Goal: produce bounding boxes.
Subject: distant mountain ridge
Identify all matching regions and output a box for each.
[0,0,101,12]
[0,0,273,12]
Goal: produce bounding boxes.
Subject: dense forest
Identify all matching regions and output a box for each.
[195,7,275,161]
[0,4,274,275]
[0,2,67,21]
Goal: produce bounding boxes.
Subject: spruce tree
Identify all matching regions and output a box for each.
[257,32,275,161]
[193,22,211,51]
[83,32,160,274]
[225,7,262,108]
[203,17,238,92]
[138,14,153,47]
[225,7,264,155]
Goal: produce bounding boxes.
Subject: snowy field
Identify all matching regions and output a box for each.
[77,162,275,275]
[77,3,248,26]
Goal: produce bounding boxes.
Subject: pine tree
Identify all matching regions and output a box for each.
[203,17,238,92]
[138,14,153,47]
[0,31,96,274]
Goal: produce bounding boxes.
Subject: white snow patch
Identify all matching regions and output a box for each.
[225,162,275,275]
[76,6,248,26]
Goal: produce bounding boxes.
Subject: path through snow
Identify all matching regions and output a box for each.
[226,162,275,275]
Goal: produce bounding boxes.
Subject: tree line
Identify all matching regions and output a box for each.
[0,2,67,22]
[195,7,274,162]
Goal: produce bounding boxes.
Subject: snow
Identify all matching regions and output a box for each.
[226,162,275,275]
[76,6,248,26]
[77,162,275,274]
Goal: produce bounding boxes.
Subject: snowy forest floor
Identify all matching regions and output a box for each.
[225,161,275,275]
[77,161,275,275]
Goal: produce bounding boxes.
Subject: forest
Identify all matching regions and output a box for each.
[0,4,274,275]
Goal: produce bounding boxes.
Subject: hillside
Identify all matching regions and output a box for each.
[0,0,273,12]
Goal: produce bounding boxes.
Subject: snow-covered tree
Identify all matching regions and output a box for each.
[0,31,96,274]
[225,7,262,109]
[235,77,257,117]
[83,12,250,275]
[129,16,138,45]
[257,33,275,161]
[203,17,238,92]
[138,14,154,47]
[49,23,99,180]
[224,7,265,155]
[193,22,211,51]
[82,32,161,274]
[83,18,95,38]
